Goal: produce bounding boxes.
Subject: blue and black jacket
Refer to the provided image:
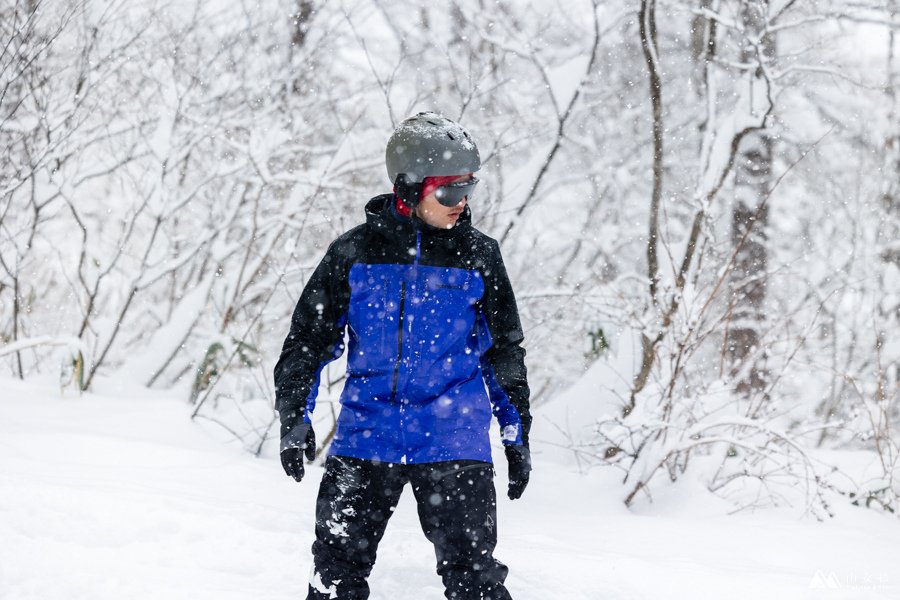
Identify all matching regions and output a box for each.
[274,195,530,464]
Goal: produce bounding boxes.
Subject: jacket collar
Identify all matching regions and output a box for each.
[365,194,472,244]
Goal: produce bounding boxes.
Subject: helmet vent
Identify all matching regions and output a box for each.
[446,132,456,140]
[426,120,439,125]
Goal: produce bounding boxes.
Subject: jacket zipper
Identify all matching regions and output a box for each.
[390,232,421,403]
[389,279,407,403]
[394,232,421,464]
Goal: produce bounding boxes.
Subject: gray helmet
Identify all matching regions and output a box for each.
[385,112,481,184]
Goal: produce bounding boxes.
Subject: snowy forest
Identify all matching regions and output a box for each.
[3,2,900,594]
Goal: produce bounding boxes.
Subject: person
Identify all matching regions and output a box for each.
[273,112,532,600]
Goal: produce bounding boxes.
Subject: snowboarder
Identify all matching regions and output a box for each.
[274,112,532,600]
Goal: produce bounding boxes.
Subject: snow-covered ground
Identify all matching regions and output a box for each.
[1,376,898,600]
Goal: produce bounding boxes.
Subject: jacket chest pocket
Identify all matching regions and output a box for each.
[422,267,482,310]
[412,267,484,353]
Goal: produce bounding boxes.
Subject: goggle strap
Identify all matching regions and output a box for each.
[393,174,423,204]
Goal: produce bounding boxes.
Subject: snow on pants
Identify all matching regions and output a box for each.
[307,455,512,600]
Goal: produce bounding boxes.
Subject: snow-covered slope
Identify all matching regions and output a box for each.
[1,377,898,600]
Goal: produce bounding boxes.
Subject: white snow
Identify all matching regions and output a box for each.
[545,53,592,115]
[114,273,215,387]
[1,376,899,600]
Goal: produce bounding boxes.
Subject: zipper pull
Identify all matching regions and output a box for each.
[415,231,421,265]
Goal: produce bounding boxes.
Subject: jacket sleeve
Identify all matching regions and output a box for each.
[273,240,350,437]
[480,239,532,447]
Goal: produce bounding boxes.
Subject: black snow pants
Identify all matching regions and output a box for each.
[307,455,512,600]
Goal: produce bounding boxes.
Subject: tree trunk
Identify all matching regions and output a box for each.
[726,0,774,398]
[875,0,899,411]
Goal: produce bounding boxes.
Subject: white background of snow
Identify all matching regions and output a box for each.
[2,375,899,600]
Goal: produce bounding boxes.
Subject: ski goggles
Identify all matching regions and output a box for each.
[430,176,479,207]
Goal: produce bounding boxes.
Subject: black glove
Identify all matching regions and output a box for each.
[280,421,316,482]
[504,444,531,500]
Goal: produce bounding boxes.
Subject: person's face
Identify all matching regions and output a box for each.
[415,175,470,229]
